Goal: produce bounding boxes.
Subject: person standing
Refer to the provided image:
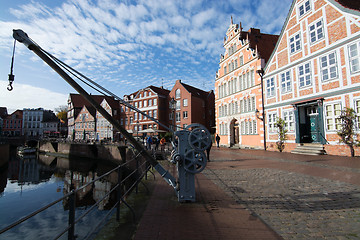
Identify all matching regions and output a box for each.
[160,137,166,152]
[215,134,220,148]
[146,135,153,150]
[206,143,212,162]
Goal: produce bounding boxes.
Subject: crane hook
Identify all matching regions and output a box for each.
[7,75,14,91]
[8,39,16,91]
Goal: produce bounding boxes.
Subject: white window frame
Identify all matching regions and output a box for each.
[320,51,338,81]
[298,62,312,88]
[183,111,188,119]
[266,77,275,98]
[268,113,278,133]
[289,32,302,54]
[283,110,295,132]
[183,99,188,107]
[354,99,360,130]
[176,101,181,110]
[324,102,342,131]
[309,19,324,44]
[348,41,360,74]
[281,71,292,93]
[298,0,311,18]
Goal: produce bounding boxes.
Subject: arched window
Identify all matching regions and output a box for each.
[175,89,181,99]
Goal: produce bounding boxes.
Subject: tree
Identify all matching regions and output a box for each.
[337,107,360,157]
[55,105,67,122]
[276,117,288,152]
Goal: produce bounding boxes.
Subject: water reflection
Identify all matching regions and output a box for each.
[0,149,121,239]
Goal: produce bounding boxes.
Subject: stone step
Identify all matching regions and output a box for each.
[291,143,326,155]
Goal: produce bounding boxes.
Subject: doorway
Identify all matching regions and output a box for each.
[296,103,324,143]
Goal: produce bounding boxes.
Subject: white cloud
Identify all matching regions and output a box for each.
[0,80,68,111]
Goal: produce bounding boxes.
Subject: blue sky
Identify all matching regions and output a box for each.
[0,0,292,113]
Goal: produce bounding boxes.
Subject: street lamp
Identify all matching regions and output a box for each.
[256,68,267,151]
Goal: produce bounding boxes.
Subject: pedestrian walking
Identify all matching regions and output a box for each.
[155,137,160,151]
[146,135,153,150]
[206,143,212,162]
[215,134,220,148]
[160,137,166,152]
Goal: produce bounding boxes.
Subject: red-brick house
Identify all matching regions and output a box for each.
[262,0,360,156]
[215,18,279,149]
[124,86,170,136]
[2,110,23,137]
[169,80,215,133]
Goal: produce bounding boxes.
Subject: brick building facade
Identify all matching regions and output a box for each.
[169,80,215,133]
[125,86,170,136]
[215,18,279,148]
[262,0,360,156]
[2,110,23,137]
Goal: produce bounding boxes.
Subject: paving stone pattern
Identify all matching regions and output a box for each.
[203,168,360,240]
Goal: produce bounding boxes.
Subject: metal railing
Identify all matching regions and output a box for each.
[0,147,155,240]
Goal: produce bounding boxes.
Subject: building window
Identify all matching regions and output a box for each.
[251,97,255,111]
[299,0,311,17]
[355,99,360,130]
[266,77,275,97]
[348,42,360,73]
[325,103,342,131]
[169,112,173,120]
[298,62,312,88]
[283,111,295,132]
[176,101,181,110]
[309,19,324,44]
[183,111,188,119]
[144,92,147,97]
[139,101,142,108]
[175,112,181,122]
[175,89,181,99]
[281,71,292,93]
[143,100,147,107]
[153,110,157,118]
[289,33,301,54]
[320,52,338,81]
[183,99,188,107]
[153,98,157,106]
[148,99,152,106]
[239,56,243,65]
[224,66,227,75]
[268,113,277,133]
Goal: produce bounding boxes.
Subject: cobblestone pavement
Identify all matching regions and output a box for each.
[204,148,360,240]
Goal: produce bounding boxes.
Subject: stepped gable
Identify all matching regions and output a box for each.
[239,28,279,64]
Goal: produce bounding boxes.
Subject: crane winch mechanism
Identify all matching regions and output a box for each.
[11,29,211,202]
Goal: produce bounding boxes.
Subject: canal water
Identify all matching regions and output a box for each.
[0,148,119,240]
